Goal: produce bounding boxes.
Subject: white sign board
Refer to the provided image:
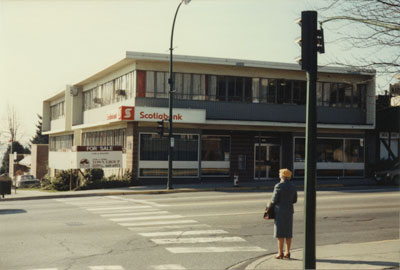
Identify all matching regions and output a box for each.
[134,106,206,123]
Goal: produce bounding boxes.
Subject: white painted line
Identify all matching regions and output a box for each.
[89,266,125,270]
[95,208,156,215]
[151,236,245,244]
[29,268,58,270]
[151,264,186,270]
[86,205,152,211]
[139,229,228,237]
[106,196,167,207]
[119,219,198,227]
[166,246,267,253]
[110,215,183,222]
[128,224,211,231]
[101,210,167,218]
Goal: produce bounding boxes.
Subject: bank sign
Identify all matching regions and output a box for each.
[108,106,206,123]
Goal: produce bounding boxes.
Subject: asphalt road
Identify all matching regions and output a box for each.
[0,187,398,270]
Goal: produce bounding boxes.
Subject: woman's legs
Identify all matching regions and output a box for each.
[277,238,284,255]
[285,238,292,255]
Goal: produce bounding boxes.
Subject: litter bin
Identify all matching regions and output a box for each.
[0,175,12,198]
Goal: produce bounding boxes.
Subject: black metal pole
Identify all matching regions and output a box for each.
[302,10,318,270]
[167,1,184,190]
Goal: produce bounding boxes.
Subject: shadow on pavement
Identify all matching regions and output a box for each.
[0,209,27,215]
[317,258,399,268]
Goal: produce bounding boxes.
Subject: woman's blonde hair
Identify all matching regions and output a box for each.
[279,168,292,179]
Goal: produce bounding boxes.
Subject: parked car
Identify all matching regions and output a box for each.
[15,175,40,188]
[373,162,400,185]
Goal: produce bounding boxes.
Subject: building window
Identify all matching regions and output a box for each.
[50,101,65,120]
[49,134,73,151]
[82,129,126,150]
[317,138,343,162]
[344,139,364,163]
[140,134,199,161]
[294,138,305,162]
[83,72,134,111]
[202,136,230,161]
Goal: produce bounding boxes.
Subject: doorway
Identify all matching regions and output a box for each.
[254,144,281,180]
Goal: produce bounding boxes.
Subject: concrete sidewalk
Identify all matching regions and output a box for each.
[0,178,377,201]
[243,239,400,269]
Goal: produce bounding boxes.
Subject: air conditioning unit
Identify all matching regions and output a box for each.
[116,89,126,96]
[93,97,103,104]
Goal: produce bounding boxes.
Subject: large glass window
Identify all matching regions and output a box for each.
[50,101,65,120]
[202,136,230,161]
[294,138,305,162]
[140,134,199,161]
[317,138,343,162]
[344,139,364,162]
[82,128,126,150]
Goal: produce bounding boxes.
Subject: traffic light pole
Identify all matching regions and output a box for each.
[301,10,318,270]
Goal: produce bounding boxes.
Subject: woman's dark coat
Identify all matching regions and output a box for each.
[271,179,298,238]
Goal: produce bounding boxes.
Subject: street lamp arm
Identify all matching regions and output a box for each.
[170,1,184,52]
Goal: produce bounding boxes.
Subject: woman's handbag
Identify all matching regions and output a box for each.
[263,202,275,220]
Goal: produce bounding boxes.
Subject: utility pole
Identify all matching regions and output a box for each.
[296,10,325,270]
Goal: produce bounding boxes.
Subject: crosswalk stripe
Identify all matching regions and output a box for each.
[105,196,167,207]
[151,264,186,270]
[128,224,211,231]
[166,246,267,253]
[151,236,245,244]
[109,215,183,222]
[89,266,125,270]
[28,268,58,270]
[101,210,167,218]
[86,205,152,211]
[119,219,198,227]
[139,229,228,237]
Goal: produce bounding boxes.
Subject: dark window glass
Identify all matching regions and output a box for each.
[277,79,285,104]
[317,138,343,162]
[283,80,292,104]
[344,85,353,108]
[235,77,244,102]
[216,76,226,101]
[294,138,305,162]
[267,79,277,103]
[244,78,252,102]
[202,136,230,161]
[227,77,235,101]
[330,83,338,106]
[317,83,323,106]
[293,81,306,105]
[344,139,364,162]
[357,84,367,109]
[337,83,346,107]
[322,82,331,106]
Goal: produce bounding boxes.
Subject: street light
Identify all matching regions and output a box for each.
[167,0,191,190]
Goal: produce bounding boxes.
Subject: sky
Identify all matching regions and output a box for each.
[0,0,395,148]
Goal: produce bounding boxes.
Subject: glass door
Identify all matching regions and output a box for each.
[254,144,281,180]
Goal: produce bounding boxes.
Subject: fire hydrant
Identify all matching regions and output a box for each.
[233,172,239,187]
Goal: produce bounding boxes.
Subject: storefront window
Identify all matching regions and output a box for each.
[202,136,230,161]
[294,138,305,162]
[317,138,343,162]
[344,139,364,162]
[140,134,198,161]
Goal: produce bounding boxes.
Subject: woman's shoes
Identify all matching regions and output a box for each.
[275,253,284,259]
[283,252,291,259]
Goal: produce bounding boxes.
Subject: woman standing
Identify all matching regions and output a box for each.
[270,168,297,259]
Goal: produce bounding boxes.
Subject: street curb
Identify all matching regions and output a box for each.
[0,183,346,201]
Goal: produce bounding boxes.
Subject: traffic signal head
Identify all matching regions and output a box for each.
[295,11,324,71]
[157,120,164,137]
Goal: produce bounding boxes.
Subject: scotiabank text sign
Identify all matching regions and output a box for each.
[135,107,205,123]
[106,106,205,123]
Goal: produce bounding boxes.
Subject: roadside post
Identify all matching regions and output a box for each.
[296,10,325,270]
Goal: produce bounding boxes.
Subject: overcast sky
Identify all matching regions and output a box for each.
[0,0,394,148]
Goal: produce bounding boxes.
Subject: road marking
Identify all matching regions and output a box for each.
[89,266,125,270]
[139,229,228,237]
[151,236,245,244]
[106,196,167,207]
[119,219,198,227]
[128,224,211,231]
[28,268,58,270]
[109,215,183,222]
[95,208,156,215]
[166,246,267,253]
[151,265,186,270]
[101,210,167,217]
[86,205,152,211]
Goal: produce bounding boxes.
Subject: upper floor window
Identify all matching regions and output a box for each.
[50,101,65,120]
[82,128,126,150]
[83,72,135,111]
[138,70,367,109]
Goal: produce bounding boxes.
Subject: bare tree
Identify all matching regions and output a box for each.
[0,105,22,144]
[318,0,399,87]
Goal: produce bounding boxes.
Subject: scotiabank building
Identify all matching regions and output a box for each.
[42,52,376,184]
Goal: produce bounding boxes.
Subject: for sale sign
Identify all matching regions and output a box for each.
[75,146,122,169]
